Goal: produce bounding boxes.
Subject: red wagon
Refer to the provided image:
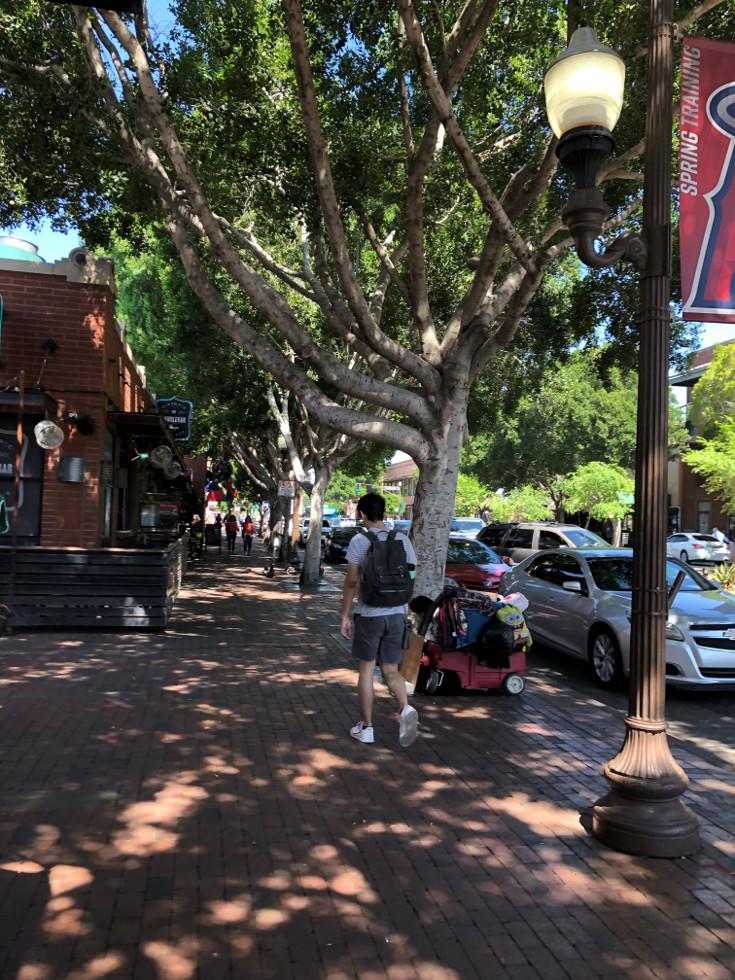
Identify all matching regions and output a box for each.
[413,586,530,696]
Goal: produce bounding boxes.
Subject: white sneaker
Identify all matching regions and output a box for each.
[350,721,374,744]
[398,705,419,747]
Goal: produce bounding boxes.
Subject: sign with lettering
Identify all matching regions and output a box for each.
[680,37,735,323]
[156,397,193,443]
[278,480,295,498]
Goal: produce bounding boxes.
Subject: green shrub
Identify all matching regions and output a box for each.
[708,562,735,592]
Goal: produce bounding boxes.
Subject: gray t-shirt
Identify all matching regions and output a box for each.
[346,528,417,617]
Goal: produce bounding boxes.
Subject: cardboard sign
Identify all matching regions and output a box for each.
[680,37,735,323]
[399,630,424,689]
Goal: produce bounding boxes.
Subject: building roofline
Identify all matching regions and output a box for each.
[0,247,116,294]
[670,365,707,387]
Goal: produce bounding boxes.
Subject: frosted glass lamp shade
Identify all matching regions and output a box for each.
[544,27,626,138]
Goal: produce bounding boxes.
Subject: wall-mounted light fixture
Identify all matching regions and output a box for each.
[63,412,96,436]
[36,338,60,388]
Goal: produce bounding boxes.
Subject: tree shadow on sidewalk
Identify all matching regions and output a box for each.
[0,558,733,978]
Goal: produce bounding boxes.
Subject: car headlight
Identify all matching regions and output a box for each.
[665,621,685,641]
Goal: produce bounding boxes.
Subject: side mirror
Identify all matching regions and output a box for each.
[562,580,585,594]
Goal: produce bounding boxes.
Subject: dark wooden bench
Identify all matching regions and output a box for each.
[0,536,188,630]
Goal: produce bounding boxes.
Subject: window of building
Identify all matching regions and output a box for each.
[696,500,711,534]
[0,415,44,546]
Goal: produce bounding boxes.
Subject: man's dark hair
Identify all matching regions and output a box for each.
[357,492,385,521]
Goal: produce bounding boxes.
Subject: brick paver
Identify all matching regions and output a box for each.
[0,546,734,979]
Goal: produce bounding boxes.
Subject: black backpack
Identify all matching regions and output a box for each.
[360,529,415,607]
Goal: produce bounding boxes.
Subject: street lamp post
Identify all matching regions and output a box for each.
[544,3,700,857]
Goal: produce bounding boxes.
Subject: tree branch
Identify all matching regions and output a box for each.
[356,211,411,304]
[165,216,432,455]
[84,11,440,415]
[399,0,537,277]
[213,213,317,301]
[283,0,434,384]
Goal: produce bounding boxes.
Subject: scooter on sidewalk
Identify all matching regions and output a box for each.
[263,534,301,578]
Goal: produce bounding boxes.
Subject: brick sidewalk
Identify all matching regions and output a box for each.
[0,549,734,979]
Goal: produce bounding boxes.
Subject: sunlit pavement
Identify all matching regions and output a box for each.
[0,546,734,979]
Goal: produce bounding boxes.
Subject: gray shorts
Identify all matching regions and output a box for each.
[352,614,405,665]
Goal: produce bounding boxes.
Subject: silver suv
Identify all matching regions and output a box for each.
[477,521,607,563]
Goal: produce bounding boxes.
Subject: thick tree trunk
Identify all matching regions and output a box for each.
[301,467,329,586]
[611,518,622,547]
[267,497,287,563]
[410,403,467,598]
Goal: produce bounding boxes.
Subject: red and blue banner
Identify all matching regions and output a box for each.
[679,36,735,323]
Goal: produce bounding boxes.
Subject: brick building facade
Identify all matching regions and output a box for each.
[0,238,186,549]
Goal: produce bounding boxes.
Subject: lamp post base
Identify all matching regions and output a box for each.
[591,724,700,857]
[592,790,700,858]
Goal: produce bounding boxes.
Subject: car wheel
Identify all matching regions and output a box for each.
[589,629,625,689]
[680,550,689,562]
[501,673,525,695]
[424,668,444,695]
[415,664,430,695]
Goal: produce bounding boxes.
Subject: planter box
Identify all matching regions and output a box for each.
[0,536,188,630]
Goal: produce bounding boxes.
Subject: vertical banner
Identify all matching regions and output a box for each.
[679,36,735,323]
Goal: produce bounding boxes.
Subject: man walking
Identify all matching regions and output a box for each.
[340,492,419,747]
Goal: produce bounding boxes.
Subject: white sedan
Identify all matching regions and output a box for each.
[666,532,730,565]
[499,547,735,690]
[449,517,485,539]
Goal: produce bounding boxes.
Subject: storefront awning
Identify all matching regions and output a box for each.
[108,411,173,443]
[0,391,57,413]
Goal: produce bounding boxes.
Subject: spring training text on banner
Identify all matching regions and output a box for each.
[680,45,701,197]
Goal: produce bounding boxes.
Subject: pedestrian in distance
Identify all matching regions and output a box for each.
[242,514,255,554]
[189,514,204,559]
[211,513,223,553]
[224,512,239,553]
[712,526,730,545]
[340,492,419,748]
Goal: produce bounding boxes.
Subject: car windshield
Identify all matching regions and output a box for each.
[332,527,362,544]
[450,519,484,532]
[564,529,607,547]
[447,540,500,564]
[586,557,713,592]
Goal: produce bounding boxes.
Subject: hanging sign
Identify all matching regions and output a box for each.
[680,36,735,323]
[156,397,193,442]
[278,480,295,498]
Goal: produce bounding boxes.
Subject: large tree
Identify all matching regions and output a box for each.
[687,342,735,439]
[463,350,688,516]
[1,1,731,594]
[682,423,735,517]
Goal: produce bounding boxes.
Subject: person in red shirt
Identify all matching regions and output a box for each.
[224,513,239,553]
[242,515,255,555]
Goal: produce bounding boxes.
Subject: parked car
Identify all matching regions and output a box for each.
[449,517,485,539]
[499,546,735,689]
[323,525,364,563]
[666,532,730,565]
[478,521,606,563]
[299,518,335,548]
[445,537,508,591]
